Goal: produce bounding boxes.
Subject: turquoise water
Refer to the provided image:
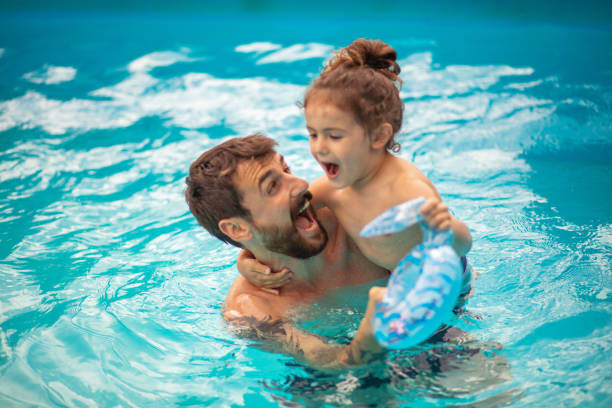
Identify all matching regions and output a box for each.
[1,3,611,407]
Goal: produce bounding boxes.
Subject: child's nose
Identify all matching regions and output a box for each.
[312,137,328,156]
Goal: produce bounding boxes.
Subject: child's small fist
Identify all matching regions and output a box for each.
[419,198,451,231]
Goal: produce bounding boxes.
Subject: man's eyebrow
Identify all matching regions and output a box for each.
[258,169,276,192]
[257,156,283,192]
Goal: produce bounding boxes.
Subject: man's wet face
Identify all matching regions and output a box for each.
[255,190,328,259]
[237,154,328,259]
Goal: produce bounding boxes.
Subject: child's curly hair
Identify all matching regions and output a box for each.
[303,38,403,152]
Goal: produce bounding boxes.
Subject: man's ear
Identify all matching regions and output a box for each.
[218,217,253,243]
[371,123,393,150]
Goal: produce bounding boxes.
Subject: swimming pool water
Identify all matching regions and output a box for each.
[0,3,611,407]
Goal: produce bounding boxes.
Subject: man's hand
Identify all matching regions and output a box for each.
[237,249,292,294]
[420,197,452,231]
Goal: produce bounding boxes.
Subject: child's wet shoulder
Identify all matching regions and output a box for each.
[309,176,335,209]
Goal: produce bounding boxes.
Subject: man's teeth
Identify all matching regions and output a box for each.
[298,200,310,215]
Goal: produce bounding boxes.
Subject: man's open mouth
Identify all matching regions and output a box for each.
[321,162,339,179]
[293,196,317,232]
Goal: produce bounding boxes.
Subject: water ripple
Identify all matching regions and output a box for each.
[1,17,611,407]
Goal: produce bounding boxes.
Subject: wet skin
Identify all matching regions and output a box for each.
[222,153,389,366]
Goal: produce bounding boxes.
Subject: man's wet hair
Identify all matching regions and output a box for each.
[185,134,277,247]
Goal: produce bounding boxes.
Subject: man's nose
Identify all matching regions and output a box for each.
[289,175,308,198]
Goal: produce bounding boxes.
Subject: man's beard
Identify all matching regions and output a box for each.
[256,212,328,259]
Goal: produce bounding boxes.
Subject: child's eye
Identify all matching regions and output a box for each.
[308,132,317,139]
[329,134,342,140]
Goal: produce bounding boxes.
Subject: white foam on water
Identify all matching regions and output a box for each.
[399,52,534,98]
[1,64,303,135]
[431,148,531,176]
[2,48,547,141]
[256,43,333,64]
[127,50,195,74]
[23,65,77,85]
[504,79,544,91]
[402,91,553,140]
[0,91,142,135]
[235,42,282,54]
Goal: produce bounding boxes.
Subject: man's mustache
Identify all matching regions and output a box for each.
[290,190,313,221]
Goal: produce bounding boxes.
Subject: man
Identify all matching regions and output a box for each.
[185,134,390,366]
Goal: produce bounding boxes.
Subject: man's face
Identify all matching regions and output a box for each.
[235,153,328,259]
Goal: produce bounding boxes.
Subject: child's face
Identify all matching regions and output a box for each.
[305,95,373,189]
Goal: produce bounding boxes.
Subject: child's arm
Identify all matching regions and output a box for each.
[237,249,292,294]
[420,198,472,257]
[308,176,333,210]
[409,172,472,257]
[449,215,472,256]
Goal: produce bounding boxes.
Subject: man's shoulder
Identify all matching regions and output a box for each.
[223,277,291,341]
[223,276,279,321]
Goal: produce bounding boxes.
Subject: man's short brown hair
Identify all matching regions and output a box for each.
[185,134,277,247]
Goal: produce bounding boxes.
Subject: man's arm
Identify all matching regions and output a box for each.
[223,287,387,367]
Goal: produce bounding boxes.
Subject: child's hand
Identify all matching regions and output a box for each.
[237,249,293,294]
[420,198,452,231]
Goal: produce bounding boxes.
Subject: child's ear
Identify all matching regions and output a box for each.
[371,123,393,150]
[218,217,253,243]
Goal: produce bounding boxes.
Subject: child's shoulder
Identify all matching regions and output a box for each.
[387,156,441,200]
[390,155,420,175]
[309,176,335,209]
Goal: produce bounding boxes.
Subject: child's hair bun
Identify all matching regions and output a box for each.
[307,38,404,153]
[325,38,402,84]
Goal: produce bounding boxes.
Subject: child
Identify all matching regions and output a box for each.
[239,39,474,345]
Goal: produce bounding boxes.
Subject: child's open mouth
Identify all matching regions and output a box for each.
[322,162,339,179]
